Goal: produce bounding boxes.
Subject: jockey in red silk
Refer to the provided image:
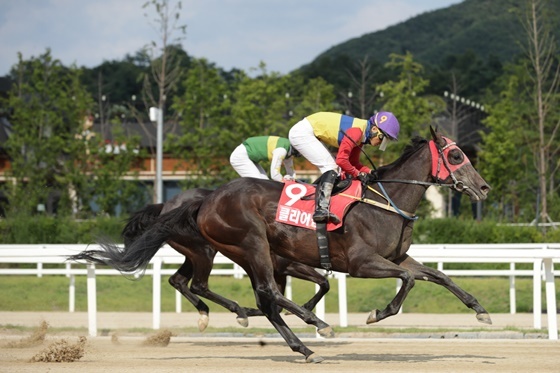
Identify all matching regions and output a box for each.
[230,136,299,182]
[288,111,400,223]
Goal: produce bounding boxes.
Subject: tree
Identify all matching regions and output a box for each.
[343,56,382,118]
[295,76,336,117]
[518,0,560,225]
[169,61,338,186]
[427,50,504,101]
[2,50,93,216]
[169,58,233,187]
[142,0,186,109]
[141,0,186,202]
[2,50,146,218]
[479,65,533,221]
[80,57,147,111]
[81,121,146,216]
[377,52,446,162]
[373,52,447,217]
[227,63,288,138]
[220,63,296,181]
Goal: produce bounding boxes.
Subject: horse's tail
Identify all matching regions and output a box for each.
[68,198,204,275]
[121,204,165,247]
[161,197,205,242]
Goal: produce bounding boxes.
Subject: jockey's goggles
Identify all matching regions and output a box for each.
[377,129,395,151]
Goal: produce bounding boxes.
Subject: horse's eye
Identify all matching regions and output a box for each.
[448,150,464,165]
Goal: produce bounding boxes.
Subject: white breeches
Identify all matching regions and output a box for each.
[229,144,269,179]
[288,118,338,174]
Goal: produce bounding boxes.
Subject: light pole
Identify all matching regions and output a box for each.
[346,91,353,115]
[285,92,293,119]
[149,107,163,203]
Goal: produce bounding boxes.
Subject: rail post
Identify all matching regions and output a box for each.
[86,263,97,337]
[152,257,162,330]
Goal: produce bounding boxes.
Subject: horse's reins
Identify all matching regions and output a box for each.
[338,128,467,220]
[338,128,417,220]
[364,139,467,190]
[339,185,417,219]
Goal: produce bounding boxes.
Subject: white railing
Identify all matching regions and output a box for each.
[0,243,558,339]
[409,243,559,338]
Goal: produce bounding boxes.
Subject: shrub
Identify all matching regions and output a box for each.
[0,216,556,244]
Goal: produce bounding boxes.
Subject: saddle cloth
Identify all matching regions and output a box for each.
[275,180,362,231]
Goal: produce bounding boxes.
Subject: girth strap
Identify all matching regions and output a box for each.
[316,222,332,271]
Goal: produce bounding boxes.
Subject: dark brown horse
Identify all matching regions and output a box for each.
[72,128,491,363]
[89,188,330,331]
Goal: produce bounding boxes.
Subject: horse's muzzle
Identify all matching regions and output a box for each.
[465,182,491,201]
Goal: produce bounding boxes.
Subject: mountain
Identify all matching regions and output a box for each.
[311,0,560,68]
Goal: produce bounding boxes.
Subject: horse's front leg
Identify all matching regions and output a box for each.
[348,253,416,324]
[280,261,330,312]
[396,254,492,324]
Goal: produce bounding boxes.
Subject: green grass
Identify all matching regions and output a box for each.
[0,274,557,314]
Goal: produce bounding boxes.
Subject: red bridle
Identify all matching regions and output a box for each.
[428,137,471,187]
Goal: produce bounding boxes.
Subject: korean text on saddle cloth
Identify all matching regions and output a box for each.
[275,181,361,231]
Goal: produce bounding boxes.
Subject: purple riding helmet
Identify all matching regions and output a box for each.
[371,111,400,151]
[373,111,400,140]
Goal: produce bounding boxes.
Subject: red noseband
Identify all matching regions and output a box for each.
[429,137,470,182]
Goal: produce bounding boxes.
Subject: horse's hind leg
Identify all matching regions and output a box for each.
[397,255,492,324]
[172,242,259,328]
[169,241,257,330]
[168,259,211,331]
[188,245,257,327]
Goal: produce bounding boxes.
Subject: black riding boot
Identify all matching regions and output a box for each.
[313,170,341,224]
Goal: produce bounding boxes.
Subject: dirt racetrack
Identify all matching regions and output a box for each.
[1,311,559,372]
[0,312,560,373]
[1,336,559,373]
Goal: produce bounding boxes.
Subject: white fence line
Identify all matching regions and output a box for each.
[0,243,558,339]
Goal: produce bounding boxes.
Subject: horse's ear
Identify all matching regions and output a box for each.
[429,125,445,146]
[429,126,437,140]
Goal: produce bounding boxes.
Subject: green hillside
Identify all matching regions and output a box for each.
[312,0,560,67]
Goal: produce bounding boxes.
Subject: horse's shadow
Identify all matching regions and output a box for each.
[143,353,499,365]
[144,341,501,365]
[316,352,499,363]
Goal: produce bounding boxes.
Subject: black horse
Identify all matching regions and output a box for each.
[72,128,491,363]
[96,188,330,331]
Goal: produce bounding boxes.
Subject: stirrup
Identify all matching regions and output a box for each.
[313,209,329,222]
[327,212,341,224]
[313,210,340,224]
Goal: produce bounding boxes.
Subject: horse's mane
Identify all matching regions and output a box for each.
[376,136,428,177]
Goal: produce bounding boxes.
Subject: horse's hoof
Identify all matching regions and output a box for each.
[198,314,209,332]
[236,317,249,328]
[366,309,379,324]
[317,326,334,338]
[476,313,492,325]
[306,353,324,363]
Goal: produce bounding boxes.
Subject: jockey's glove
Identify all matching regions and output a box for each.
[357,170,378,184]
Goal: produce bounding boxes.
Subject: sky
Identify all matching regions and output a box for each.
[0,0,463,77]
